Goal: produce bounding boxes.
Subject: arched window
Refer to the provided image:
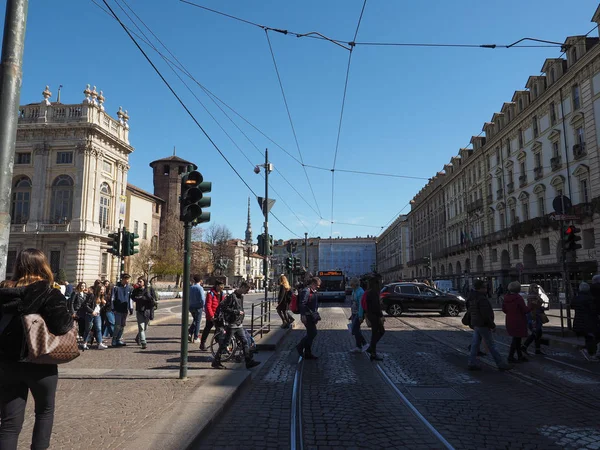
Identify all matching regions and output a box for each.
[11,176,31,224]
[99,182,111,229]
[50,175,73,223]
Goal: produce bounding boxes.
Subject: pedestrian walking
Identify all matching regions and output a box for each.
[572,282,599,362]
[295,277,321,360]
[82,284,108,350]
[363,276,385,361]
[132,278,157,349]
[0,248,74,450]
[64,280,74,299]
[188,275,206,344]
[199,281,225,351]
[211,282,260,369]
[276,274,293,328]
[68,282,87,340]
[111,274,133,347]
[522,284,546,356]
[101,281,115,339]
[348,277,368,353]
[467,279,511,371]
[502,281,530,363]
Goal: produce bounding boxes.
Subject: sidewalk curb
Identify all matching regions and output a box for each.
[127,318,292,450]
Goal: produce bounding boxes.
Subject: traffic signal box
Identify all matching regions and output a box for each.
[107,232,120,257]
[180,167,211,224]
[563,225,582,252]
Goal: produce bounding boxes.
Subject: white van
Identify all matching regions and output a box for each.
[520,284,550,309]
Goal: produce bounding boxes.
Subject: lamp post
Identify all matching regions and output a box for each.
[255,149,274,302]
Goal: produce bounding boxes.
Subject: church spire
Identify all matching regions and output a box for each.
[245,197,252,245]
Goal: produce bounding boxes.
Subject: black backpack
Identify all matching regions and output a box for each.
[215,293,242,326]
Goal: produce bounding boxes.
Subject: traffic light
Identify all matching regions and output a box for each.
[564,225,582,252]
[424,256,431,270]
[293,257,301,271]
[286,256,293,272]
[129,232,140,256]
[180,168,211,224]
[121,230,130,257]
[107,232,120,257]
[267,235,273,256]
[257,235,265,256]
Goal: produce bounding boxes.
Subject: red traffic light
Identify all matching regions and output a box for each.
[565,225,580,235]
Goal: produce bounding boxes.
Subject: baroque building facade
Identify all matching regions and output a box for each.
[376,215,410,283]
[403,7,600,296]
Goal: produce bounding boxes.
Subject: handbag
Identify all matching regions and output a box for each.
[21,314,80,364]
[540,312,550,324]
[461,311,471,327]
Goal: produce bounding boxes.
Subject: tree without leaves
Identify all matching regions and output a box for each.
[203,223,235,276]
[128,241,154,279]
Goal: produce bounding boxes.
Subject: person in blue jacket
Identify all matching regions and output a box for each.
[188,275,206,343]
[111,273,133,347]
[349,277,368,353]
[295,277,321,359]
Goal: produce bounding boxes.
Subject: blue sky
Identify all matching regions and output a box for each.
[3,0,599,241]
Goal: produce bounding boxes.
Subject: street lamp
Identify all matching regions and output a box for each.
[255,149,274,299]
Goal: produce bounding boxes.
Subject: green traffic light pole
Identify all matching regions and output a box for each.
[180,221,192,380]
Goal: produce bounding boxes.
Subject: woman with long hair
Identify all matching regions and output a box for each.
[82,284,108,350]
[0,248,73,449]
[363,276,385,361]
[522,283,545,356]
[68,282,87,340]
[132,278,156,349]
[101,279,115,339]
[276,274,293,328]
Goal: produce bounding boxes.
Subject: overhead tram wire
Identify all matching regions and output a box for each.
[100,0,302,238]
[264,30,323,219]
[115,0,312,234]
[106,0,323,221]
[330,0,367,238]
[179,0,565,50]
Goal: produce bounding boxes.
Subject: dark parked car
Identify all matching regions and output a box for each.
[380,282,466,317]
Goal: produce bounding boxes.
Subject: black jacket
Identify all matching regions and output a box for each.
[132,287,156,313]
[0,281,74,362]
[468,291,495,328]
[365,289,383,318]
[67,291,87,316]
[572,293,598,335]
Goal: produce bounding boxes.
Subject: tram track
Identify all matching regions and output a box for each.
[392,315,600,413]
[426,315,600,377]
[290,355,304,450]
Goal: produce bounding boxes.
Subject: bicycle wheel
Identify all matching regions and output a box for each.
[210,330,236,362]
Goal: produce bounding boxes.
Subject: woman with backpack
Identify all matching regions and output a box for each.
[362,276,385,361]
[132,278,156,350]
[276,275,294,329]
[0,248,74,449]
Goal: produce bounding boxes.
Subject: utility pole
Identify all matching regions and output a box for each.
[263,149,270,303]
[180,222,192,379]
[0,0,28,281]
[304,232,308,270]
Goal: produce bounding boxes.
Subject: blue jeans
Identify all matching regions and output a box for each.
[298,316,318,355]
[102,311,115,338]
[469,327,505,368]
[112,312,128,345]
[352,315,367,348]
[188,307,203,340]
[85,315,103,345]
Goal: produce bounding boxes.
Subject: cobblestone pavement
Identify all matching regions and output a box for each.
[13,304,241,450]
[195,304,449,450]
[380,313,600,450]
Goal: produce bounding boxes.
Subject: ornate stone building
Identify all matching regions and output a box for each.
[7,85,134,282]
[403,6,600,295]
[376,215,410,283]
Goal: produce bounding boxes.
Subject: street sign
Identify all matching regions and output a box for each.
[257,196,276,214]
[552,195,572,214]
[550,213,580,221]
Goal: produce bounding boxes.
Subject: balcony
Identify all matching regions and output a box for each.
[550,156,562,171]
[496,189,504,200]
[467,198,483,213]
[519,175,527,187]
[507,182,515,194]
[39,223,70,232]
[573,143,587,160]
[10,224,26,232]
[534,166,544,180]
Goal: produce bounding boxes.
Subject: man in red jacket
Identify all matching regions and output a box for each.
[199,280,225,351]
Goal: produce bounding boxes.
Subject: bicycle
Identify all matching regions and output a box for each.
[210,327,257,363]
